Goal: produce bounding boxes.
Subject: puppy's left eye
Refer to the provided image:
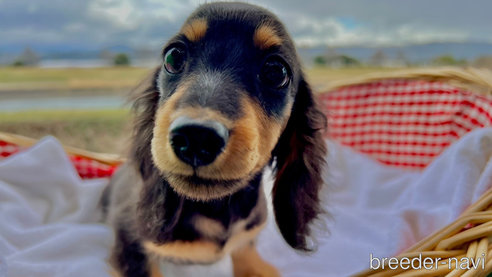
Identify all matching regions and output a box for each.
[164,47,187,74]
[259,57,290,89]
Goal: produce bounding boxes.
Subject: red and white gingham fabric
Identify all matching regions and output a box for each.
[319,79,492,170]
[69,156,118,179]
[0,140,20,158]
[0,140,118,179]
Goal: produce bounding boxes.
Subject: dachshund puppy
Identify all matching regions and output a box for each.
[103,2,327,276]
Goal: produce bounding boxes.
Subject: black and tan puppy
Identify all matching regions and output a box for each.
[103,2,327,276]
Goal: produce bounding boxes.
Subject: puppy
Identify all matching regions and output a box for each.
[103,2,327,276]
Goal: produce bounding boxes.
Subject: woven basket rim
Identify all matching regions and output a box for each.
[0,131,124,166]
[318,66,492,96]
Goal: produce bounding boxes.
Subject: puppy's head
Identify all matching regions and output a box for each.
[133,2,327,251]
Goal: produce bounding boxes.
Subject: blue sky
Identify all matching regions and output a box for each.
[1,0,491,53]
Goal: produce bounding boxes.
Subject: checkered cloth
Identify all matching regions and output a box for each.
[319,79,492,170]
[0,140,117,179]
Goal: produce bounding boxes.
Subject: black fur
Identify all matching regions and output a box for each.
[272,77,327,251]
[113,228,150,276]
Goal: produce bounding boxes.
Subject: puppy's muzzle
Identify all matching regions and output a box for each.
[169,116,229,167]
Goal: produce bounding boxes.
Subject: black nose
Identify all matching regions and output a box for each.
[169,117,229,167]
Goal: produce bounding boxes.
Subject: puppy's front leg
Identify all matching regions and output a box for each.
[231,242,281,277]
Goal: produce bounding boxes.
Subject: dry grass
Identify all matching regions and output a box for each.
[306,67,395,91]
[0,67,150,92]
[0,110,131,154]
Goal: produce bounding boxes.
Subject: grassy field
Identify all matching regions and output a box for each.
[306,66,394,88]
[0,67,150,92]
[0,66,390,154]
[0,109,131,154]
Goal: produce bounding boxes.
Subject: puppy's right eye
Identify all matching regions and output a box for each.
[259,57,290,89]
[164,47,186,74]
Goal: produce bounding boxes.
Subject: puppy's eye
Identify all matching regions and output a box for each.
[259,58,290,89]
[164,47,186,74]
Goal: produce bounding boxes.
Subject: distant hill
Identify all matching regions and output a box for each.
[297,42,492,66]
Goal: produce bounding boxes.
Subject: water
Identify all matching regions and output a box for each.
[0,95,126,111]
[38,59,158,68]
[39,59,110,68]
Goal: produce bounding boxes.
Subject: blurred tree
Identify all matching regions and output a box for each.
[11,60,25,67]
[315,50,360,68]
[369,50,387,67]
[15,47,40,66]
[314,56,327,66]
[339,55,360,66]
[395,50,409,67]
[114,53,130,66]
[431,54,466,66]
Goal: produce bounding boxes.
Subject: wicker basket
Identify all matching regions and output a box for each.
[317,67,492,277]
[0,132,123,179]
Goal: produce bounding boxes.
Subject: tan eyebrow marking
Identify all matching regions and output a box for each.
[181,18,208,42]
[253,24,282,50]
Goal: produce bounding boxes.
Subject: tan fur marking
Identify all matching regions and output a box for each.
[181,18,208,42]
[232,244,281,277]
[248,97,290,172]
[193,215,226,239]
[223,221,266,254]
[144,223,266,264]
[144,240,221,264]
[151,83,191,173]
[254,24,282,50]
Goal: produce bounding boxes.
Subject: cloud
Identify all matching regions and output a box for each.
[88,0,137,30]
[273,13,469,47]
[269,0,488,46]
[0,0,198,52]
[1,0,491,52]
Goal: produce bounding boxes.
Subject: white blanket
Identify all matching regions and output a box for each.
[1,128,492,277]
[0,138,113,277]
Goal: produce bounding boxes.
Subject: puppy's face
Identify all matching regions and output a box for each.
[150,3,301,200]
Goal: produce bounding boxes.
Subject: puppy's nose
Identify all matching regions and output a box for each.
[169,117,229,167]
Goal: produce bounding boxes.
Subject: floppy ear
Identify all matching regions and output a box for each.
[130,67,186,241]
[271,75,327,251]
[129,67,161,180]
